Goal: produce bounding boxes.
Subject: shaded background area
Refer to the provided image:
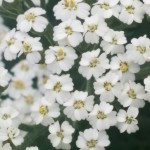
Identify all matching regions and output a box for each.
[1,0,150,150]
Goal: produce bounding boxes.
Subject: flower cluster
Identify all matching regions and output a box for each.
[0,0,150,150]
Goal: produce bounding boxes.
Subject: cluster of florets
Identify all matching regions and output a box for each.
[0,0,150,149]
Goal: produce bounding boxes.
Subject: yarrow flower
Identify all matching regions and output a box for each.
[79,49,109,79]
[76,128,110,150]
[48,121,75,149]
[53,19,84,47]
[117,107,139,133]
[17,7,48,32]
[53,0,90,21]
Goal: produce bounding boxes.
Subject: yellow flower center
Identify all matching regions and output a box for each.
[89,58,99,68]
[2,114,10,120]
[25,13,36,22]
[24,96,34,105]
[13,80,25,89]
[7,37,16,46]
[137,46,146,54]
[42,75,49,84]
[22,42,32,54]
[64,0,77,10]
[88,24,98,32]
[56,48,66,61]
[20,63,29,71]
[126,5,135,14]
[73,100,84,109]
[112,37,118,45]
[65,26,73,35]
[87,139,97,148]
[100,3,110,10]
[120,62,128,73]
[39,105,49,115]
[57,129,64,139]
[53,82,62,92]
[103,82,113,91]
[97,111,107,120]
[127,89,136,99]
[125,116,134,124]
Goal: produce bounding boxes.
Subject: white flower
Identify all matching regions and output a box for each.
[117,81,146,108]
[79,49,109,80]
[94,71,120,102]
[64,90,94,121]
[2,29,27,61]
[45,46,78,74]
[0,66,10,87]
[83,15,108,44]
[88,102,117,131]
[17,7,48,32]
[119,0,144,24]
[31,98,60,125]
[126,35,150,65]
[117,107,139,134]
[0,0,14,6]
[101,29,127,55]
[76,128,110,150]
[11,60,36,79]
[26,146,39,150]
[48,121,75,150]
[0,106,18,127]
[91,0,119,18]
[53,0,90,21]
[0,127,25,146]
[18,36,43,64]
[45,74,74,104]
[53,19,84,47]
[144,76,150,93]
[6,75,32,99]
[0,142,12,150]
[110,53,140,82]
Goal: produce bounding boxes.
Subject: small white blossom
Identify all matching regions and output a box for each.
[31,98,60,125]
[126,35,150,65]
[79,49,109,80]
[117,81,146,108]
[76,128,110,150]
[83,15,108,44]
[110,53,140,82]
[88,102,117,131]
[101,29,127,55]
[119,0,144,24]
[48,121,75,150]
[94,71,120,102]
[45,74,74,104]
[0,106,18,127]
[17,7,48,32]
[53,0,90,21]
[45,46,77,74]
[0,127,25,146]
[91,0,120,18]
[64,90,94,121]
[53,19,84,47]
[117,107,139,134]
